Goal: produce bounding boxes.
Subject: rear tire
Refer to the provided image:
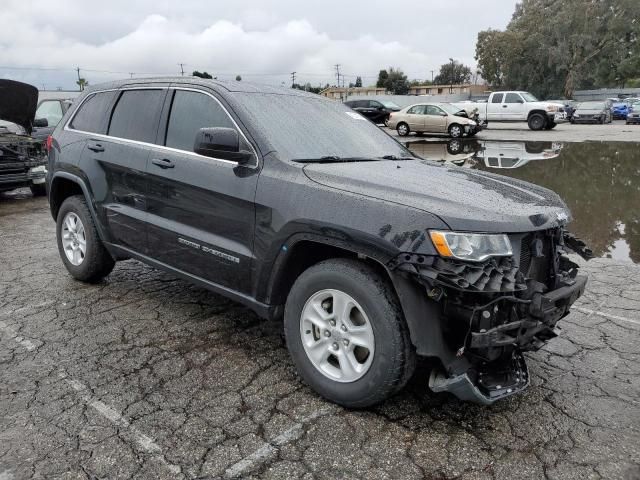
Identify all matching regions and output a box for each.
[30,184,47,197]
[397,122,410,137]
[56,195,115,283]
[284,259,415,408]
[528,113,546,131]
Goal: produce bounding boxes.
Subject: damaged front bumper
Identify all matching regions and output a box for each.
[390,228,589,404]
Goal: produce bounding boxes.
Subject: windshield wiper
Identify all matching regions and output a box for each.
[293,156,381,163]
[379,154,415,160]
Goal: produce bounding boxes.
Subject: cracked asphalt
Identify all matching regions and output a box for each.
[1,189,639,480]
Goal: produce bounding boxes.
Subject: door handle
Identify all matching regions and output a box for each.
[151,158,175,169]
[502,105,508,108]
[88,143,104,152]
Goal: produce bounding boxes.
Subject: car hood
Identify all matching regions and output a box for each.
[575,109,604,115]
[0,80,38,135]
[303,159,570,232]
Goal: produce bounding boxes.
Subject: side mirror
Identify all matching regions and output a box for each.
[194,127,253,164]
[33,118,48,128]
[440,112,448,116]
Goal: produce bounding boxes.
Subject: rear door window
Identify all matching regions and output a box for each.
[491,93,504,103]
[407,105,426,114]
[108,89,165,143]
[165,90,234,152]
[69,91,118,134]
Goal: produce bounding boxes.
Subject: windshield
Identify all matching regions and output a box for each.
[520,92,539,102]
[577,102,605,110]
[439,103,464,115]
[232,93,413,161]
[379,100,400,109]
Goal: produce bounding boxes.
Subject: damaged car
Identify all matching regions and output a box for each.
[0,79,48,196]
[47,78,590,407]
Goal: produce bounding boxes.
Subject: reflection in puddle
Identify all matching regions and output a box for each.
[407,139,640,264]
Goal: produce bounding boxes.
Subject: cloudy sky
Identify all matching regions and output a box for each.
[1,0,518,90]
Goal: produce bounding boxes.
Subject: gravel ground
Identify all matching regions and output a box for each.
[1,190,639,480]
[385,120,640,143]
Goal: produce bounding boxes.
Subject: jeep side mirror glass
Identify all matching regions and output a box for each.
[33,118,48,128]
[193,127,253,165]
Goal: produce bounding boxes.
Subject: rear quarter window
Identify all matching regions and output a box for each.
[69,91,117,134]
[108,89,165,143]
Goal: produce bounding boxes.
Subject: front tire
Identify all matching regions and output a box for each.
[528,113,546,130]
[56,195,115,283]
[284,259,415,408]
[396,122,410,137]
[448,124,463,138]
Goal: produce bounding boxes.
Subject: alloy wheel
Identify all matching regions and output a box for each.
[61,212,86,266]
[300,289,375,383]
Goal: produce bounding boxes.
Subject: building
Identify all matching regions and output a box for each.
[320,83,489,100]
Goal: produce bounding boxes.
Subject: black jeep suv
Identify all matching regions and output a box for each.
[47,78,588,407]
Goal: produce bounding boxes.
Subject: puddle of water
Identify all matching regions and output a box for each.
[407,139,640,264]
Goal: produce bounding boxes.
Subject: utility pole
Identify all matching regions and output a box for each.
[430,70,435,83]
[449,58,454,94]
[334,64,342,101]
[290,71,296,87]
[178,63,185,76]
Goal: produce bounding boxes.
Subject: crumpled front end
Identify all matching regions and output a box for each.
[390,227,590,404]
[0,133,46,192]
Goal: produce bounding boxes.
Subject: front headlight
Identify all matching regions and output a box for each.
[429,231,513,262]
[546,105,558,112]
[573,114,580,118]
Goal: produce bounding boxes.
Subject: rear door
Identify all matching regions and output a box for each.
[144,87,259,293]
[487,93,504,120]
[75,87,167,254]
[405,105,426,130]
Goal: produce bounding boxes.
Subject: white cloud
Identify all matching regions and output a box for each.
[0,0,517,89]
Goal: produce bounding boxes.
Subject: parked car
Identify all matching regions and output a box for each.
[47,77,589,407]
[611,101,630,120]
[387,103,479,138]
[452,91,566,130]
[344,99,400,125]
[0,79,48,196]
[571,101,612,124]
[627,101,640,124]
[32,97,74,140]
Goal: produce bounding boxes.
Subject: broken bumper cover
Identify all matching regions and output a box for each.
[430,351,529,405]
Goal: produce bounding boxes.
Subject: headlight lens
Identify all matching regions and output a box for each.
[429,231,513,262]
[546,105,558,112]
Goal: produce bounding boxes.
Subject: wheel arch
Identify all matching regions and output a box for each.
[49,172,108,244]
[264,237,393,309]
[527,109,547,120]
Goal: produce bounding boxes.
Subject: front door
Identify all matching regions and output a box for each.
[502,92,526,120]
[424,105,448,133]
[145,88,259,294]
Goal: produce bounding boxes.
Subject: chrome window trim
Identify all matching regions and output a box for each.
[64,85,259,169]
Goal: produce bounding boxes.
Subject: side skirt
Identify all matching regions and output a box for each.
[107,243,278,320]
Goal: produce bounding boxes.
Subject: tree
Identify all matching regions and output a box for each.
[381,67,410,94]
[235,75,242,81]
[433,59,472,85]
[376,69,388,88]
[76,78,88,91]
[192,70,213,79]
[355,76,363,87]
[475,0,640,98]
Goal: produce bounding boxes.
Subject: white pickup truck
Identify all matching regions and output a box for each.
[453,91,565,131]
